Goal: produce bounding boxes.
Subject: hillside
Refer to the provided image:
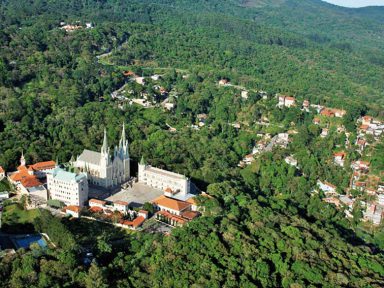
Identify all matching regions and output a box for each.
[0,0,384,287]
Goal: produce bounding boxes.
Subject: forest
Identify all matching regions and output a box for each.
[0,0,384,287]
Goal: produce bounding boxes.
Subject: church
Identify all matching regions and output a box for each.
[74,124,130,188]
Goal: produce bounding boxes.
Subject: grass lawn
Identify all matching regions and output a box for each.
[1,203,41,233]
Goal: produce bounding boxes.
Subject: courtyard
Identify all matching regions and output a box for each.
[106,182,163,207]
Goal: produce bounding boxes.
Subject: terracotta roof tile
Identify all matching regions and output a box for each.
[152,195,191,212]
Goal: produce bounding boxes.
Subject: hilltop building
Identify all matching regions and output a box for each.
[138,157,191,198]
[47,168,88,207]
[74,124,130,188]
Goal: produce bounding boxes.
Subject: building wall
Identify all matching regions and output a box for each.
[138,164,190,195]
[47,174,88,207]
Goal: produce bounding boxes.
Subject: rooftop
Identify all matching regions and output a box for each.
[52,168,86,182]
[77,149,102,166]
[152,195,191,212]
[145,166,187,180]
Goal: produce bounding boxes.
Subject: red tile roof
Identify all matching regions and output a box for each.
[181,211,199,220]
[30,161,56,171]
[0,166,4,173]
[334,152,346,158]
[114,200,129,206]
[122,216,145,228]
[89,199,107,205]
[65,205,81,213]
[20,177,42,188]
[152,195,191,212]
[89,206,104,213]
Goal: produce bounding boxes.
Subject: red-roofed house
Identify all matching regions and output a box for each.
[278,95,296,108]
[334,151,346,167]
[121,216,145,230]
[152,195,191,216]
[0,166,4,178]
[113,201,129,214]
[64,206,81,218]
[89,199,107,208]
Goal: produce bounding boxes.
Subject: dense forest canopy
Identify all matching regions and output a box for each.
[0,0,384,287]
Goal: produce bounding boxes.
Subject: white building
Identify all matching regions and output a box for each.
[138,157,191,197]
[278,95,296,108]
[317,180,337,194]
[0,166,4,179]
[74,125,130,188]
[47,168,88,207]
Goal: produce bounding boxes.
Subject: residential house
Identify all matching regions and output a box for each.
[152,195,191,216]
[339,195,354,211]
[317,181,337,194]
[364,204,383,225]
[241,90,249,99]
[320,128,329,138]
[278,95,296,108]
[285,156,298,167]
[218,79,229,86]
[0,166,4,179]
[64,206,81,218]
[333,152,346,167]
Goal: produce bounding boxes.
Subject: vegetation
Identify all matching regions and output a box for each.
[0,0,384,287]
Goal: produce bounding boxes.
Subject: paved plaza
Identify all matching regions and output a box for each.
[106,182,163,207]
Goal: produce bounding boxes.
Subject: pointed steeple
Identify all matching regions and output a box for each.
[20,151,26,166]
[119,123,129,159]
[101,128,108,154]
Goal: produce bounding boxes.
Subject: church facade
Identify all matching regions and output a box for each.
[74,124,130,188]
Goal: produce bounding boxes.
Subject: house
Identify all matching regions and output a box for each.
[366,188,377,196]
[364,204,383,225]
[323,197,341,207]
[113,201,129,214]
[285,156,298,167]
[0,191,9,201]
[313,117,321,125]
[351,160,370,172]
[64,206,81,218]
[320,128,329,138]
[241,91,249,99]
[362,116,373,126]
[320,108,346,118]
[151,74,161,81]
[339,195,354,210]
[378,194,384,206]
[317,181,337,194]
[218,79,229,86]
[134,77,146,85]
[197,114,208,126]
[356,138,367,152]
[89,199,107,208]
[155,210,186,227]
[61,24,82,32]
[138,210,149,219]
[333,152,346,167]
[302,100,310,110]
[121,216,145,230]
[243,154,254,165]
[0,166,4,179]
[352,181,366,192]
[278,95,296,108]
[152,195,191,216]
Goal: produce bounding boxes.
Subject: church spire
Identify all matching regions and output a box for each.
[101,128,108,154]
[20,151,26,166]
